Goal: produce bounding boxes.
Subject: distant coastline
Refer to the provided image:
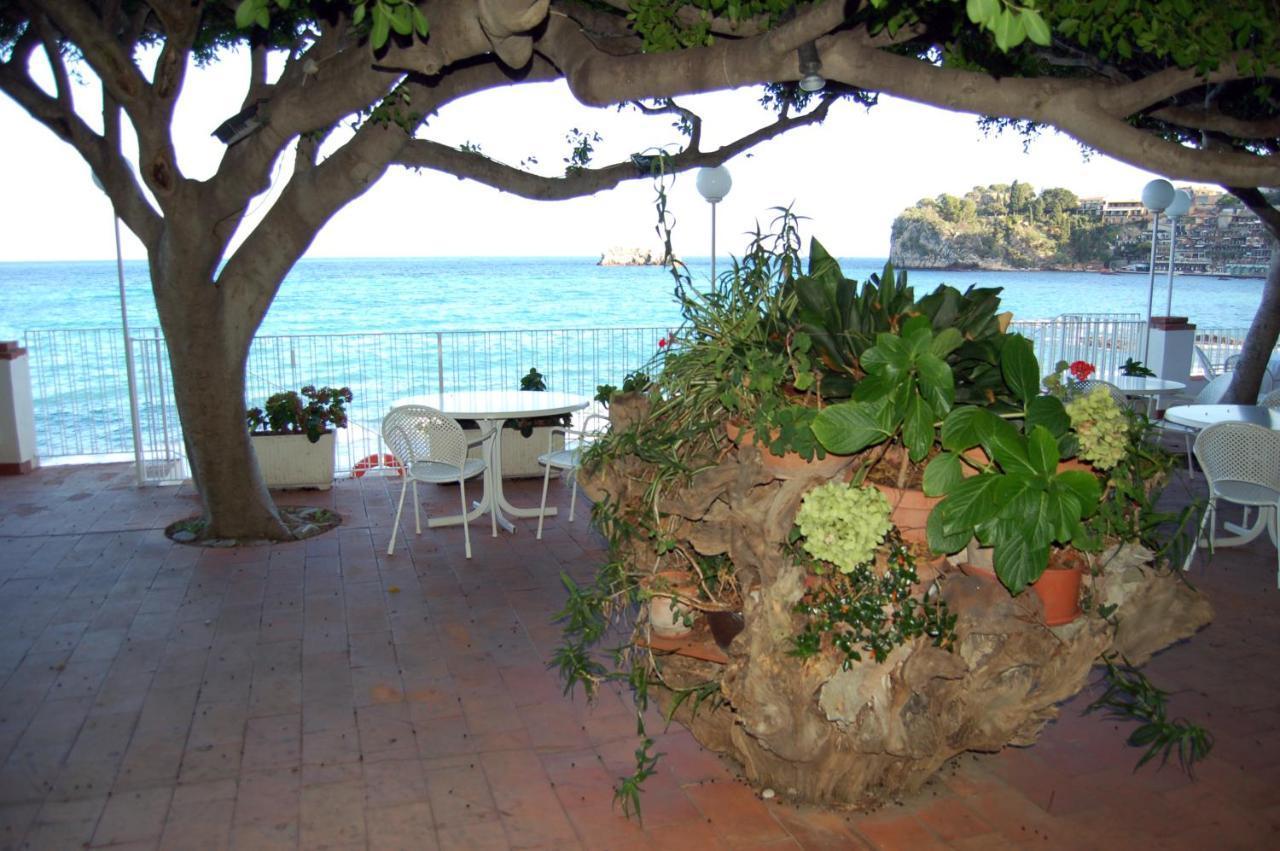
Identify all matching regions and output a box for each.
[895,262,1265,280]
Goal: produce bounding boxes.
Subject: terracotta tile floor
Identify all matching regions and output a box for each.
[0,462,1277,849]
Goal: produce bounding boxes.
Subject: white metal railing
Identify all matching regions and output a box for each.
[126,327,670,483]
[1193,327,1250,376]
[23,315,1163,483]
[1008,314,1145,376]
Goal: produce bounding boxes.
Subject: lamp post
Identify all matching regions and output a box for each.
[91,169,146,486]
[1163,189,1192,317]
[696,165,732,285]
[1140,178,1174,364]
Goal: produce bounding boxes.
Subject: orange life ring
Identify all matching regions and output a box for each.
[352,453,404,478]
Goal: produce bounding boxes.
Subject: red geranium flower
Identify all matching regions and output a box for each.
[658,338,667,349]
[1069,360,1095,381]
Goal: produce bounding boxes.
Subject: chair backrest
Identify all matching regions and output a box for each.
[1260,390,1280,409]
[1068,380,1128,409]
[1194,345,1218,379]
[1193,422,1280,492]
[577,413,610,439]
[1223,353,1242,372]
[381,405,468,469]
[1194,372,1235,404]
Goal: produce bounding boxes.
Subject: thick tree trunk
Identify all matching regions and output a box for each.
[1225,246,1280,404]
[151,252,289,541]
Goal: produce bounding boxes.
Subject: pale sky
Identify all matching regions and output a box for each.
[0,49,1168,263]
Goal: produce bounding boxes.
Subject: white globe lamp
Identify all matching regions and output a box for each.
[1141,179,1174,212]
[696,166,733,283]
[696,166,732,204]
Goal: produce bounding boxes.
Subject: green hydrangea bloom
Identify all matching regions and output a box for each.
[1065,387,1129,470]
[795,482,892,573]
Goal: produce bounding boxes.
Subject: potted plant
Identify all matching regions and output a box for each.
[245,385,352,490]
[558,210,1208,816]
[459,367,570,476]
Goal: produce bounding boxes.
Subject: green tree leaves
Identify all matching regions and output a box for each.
[235,0,428,49]
[966,0,1052,50]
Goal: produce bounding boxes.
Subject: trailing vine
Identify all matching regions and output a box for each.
[1086,654,1214,775]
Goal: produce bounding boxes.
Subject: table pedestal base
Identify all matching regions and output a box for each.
[427,425,555,534]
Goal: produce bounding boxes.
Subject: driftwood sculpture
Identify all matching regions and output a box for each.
[581,394,1212,808]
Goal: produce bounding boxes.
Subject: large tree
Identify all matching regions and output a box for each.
[1,0,1277,539]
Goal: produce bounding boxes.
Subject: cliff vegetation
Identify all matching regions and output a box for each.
[890,183,1120,270]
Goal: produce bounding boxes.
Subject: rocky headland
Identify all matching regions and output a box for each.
[889,182,1119,271]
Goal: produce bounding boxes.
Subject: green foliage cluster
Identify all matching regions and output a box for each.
[791,538,958,668]
[245,385,352,443]
[595,370,652,406]
[519,367,547,391]
[891,182,1123,269]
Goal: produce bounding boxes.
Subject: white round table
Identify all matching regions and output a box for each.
[1106,375,1186,396]
[1095,374,1186,416]
[1162,404,1280,430]
[391,390,592,533]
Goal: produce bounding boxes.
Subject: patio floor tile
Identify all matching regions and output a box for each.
[0,463,1276,849]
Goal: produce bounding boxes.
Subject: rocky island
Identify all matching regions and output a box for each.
[598,246,669,266]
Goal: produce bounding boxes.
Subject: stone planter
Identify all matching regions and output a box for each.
[464,425,565,478]
[250,431,336,490]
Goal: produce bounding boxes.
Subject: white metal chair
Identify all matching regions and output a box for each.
[1182,422,1280,586]
[1193,345,1219,379]
[1157,372,1236,477]
[536,413,609,540]
[381,405,493,558]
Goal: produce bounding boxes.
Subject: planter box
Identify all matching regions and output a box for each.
[250,431,336,490]
[465,426,564,478]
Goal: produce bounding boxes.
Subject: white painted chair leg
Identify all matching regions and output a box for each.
[389,478,409,556]
[412,480,422,534]
[459,478,472,559]
[1183,501,1214,572]
[537,462,553,540]
[568,473,579,523]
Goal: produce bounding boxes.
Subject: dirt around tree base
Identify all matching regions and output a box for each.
[164,505,342,547]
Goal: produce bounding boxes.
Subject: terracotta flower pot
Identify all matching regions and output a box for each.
[645,570,699,638]
[1032,551,1085,626]
[724,421,852,480]
[871,483,940,545]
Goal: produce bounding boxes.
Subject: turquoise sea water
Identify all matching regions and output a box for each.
[0,256,1268,342]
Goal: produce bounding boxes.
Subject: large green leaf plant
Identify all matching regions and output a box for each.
[811,315,962,471]
[812,326,1104,594]
[922,337,1101,593]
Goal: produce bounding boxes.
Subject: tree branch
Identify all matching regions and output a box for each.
[393,94,835,200]
[38,0,156,120]
[1099,56,1277,117]
[1226,187,1280,238]
[1149,105,1280,140]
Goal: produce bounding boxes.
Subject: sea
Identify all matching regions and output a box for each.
[0,256,1269,342]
